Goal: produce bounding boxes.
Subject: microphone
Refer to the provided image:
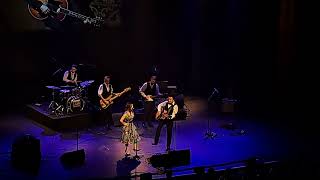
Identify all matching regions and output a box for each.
[208,88,219,102]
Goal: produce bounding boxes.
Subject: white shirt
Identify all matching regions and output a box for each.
[63,71,77,83]
[157,101,179,119]
[139,82,161,98]
[98,83,113,98]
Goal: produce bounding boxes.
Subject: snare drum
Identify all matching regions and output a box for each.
[59,89,71,101]
[66,96,85,113]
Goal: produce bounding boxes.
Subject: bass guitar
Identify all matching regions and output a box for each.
[100,87,131,109]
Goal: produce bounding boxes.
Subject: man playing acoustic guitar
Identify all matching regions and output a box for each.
[152,95,178,152]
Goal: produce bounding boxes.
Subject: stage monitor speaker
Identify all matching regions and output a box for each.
[11,134,41,167]
[60,149,85,167]
[149,149,190,168]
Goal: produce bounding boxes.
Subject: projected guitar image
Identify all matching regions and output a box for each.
[27,0,104,27]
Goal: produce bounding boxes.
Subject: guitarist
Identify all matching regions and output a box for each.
[24,0,65,31]
[152,95,178,152]
[97,75,119,130]
[139,75,161,128]
[25,0,51,14]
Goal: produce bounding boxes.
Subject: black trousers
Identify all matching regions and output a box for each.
[101,107,113,127]
[144,101,155,124]
[154,120,173,148]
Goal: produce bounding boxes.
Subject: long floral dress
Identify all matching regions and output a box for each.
[120,111,141,144]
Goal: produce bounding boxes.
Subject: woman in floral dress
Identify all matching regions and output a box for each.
[120,102,141,156]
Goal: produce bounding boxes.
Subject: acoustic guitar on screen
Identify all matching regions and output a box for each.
[156,106,173,120]
[27,0,104,26]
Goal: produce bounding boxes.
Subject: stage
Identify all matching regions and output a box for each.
[25,98,186,132]
[25,103,93,132]
[0,97,302,179]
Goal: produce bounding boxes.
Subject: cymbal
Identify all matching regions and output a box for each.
[80,80,95,87]
[46,86,61,90]
[60,89,70,93]
[60,85,76,88]
[81,80,94,83]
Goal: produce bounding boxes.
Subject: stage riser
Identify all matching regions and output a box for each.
[25,105,147,131]
[26,105,92,132]
[26,104,185,131]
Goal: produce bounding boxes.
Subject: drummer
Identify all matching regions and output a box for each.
[63,64,79,86]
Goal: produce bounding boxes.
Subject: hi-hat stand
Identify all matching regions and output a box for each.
[48,90,58,110]
[47,86,61,113]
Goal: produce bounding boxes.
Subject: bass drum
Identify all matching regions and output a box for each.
[66,96,85,113]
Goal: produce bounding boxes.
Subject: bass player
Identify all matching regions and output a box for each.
[97,75,119,130]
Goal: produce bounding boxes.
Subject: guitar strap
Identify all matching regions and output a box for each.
[165,103,175,116]
[46,1,61,12]
[159,102,175,120]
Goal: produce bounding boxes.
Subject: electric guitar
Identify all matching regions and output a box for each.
[100,87,131,109]
[27,0,104,27]
[144,94,167,101]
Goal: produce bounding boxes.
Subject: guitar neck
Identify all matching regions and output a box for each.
[58,7,91,21]
[110,91,125,101]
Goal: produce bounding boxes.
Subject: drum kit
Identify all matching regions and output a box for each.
[46,80,94,116]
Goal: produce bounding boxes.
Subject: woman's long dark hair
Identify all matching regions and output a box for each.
[125,102,133,111]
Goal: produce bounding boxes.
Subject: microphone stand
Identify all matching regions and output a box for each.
[51,68,63,77]
[204,89,218,139]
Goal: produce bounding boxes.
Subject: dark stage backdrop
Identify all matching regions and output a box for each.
[0,0,297,118]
